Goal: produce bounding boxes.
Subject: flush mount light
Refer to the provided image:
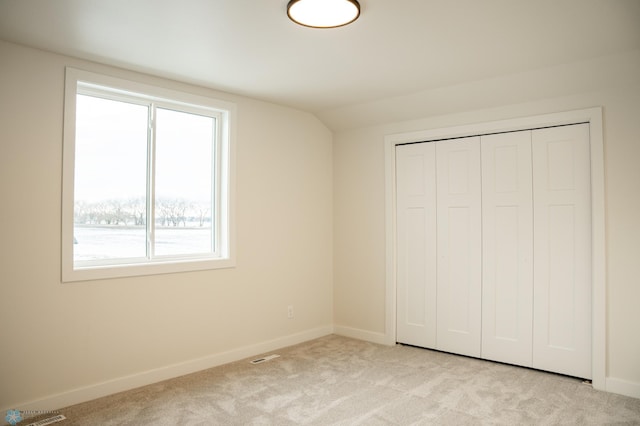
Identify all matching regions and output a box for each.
[287,0,360,28]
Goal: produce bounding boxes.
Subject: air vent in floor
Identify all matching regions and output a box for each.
[250,354,280,364]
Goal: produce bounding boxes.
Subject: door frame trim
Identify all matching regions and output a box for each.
[384,107,605,390]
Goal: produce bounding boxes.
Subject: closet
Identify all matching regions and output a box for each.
[396,123,591,379]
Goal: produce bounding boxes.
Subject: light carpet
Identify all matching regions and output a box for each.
[34,335,640,425]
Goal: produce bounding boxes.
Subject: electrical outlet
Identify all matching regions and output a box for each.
[287,305,294,319]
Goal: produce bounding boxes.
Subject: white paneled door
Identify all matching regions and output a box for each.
[395,124,591,379]
[435,138,482,357]
[395,143,437,348]
[481,131,534,367]
[532,124,592,379]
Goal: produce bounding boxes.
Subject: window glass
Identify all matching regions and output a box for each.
[73,95,148,261]
[154,108,215,256]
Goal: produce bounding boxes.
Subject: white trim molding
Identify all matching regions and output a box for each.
[606,377,640,399]
[333,325,390,346]
[2,326,333,413]
[384,107,606,391]
[62,67,237,282]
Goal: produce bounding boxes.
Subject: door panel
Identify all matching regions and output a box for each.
[532,123,592,379]
[436,137,482,357]
[395,143,437,348]
[481,131,534,367]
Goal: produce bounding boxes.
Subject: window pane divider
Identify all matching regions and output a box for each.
[147,102,157,260]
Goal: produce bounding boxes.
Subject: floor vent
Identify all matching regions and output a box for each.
[250,354,280,364]
[26,415,66,426]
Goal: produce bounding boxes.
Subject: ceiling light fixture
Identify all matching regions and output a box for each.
[287,0,360,29]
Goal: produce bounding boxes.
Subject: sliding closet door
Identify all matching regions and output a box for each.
[532,123,592,379]
[396,143,437,348]
[436,137,482,357]
[481,131,534,367]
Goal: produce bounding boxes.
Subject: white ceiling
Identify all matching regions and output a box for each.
[1,0,639,122]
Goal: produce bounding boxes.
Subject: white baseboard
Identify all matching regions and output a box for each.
[333,325,390,345]
[3,325,333,413]
[606,377,640,399]
[7,326,636,414]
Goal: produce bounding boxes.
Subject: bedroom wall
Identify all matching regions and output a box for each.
[333,50,640,397]
[0,40,334,410]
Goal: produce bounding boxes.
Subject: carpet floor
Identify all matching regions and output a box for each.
[33,335,640,425]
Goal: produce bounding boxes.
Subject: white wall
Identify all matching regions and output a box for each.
[1,36,638,410]
[0,40,334,410]
[333,50,640,397]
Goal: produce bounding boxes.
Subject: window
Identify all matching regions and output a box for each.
[62,68,235,281]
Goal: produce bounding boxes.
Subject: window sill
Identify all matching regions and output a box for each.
[62,256,235,282]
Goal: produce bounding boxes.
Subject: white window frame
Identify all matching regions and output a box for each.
[62,68,236,282]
